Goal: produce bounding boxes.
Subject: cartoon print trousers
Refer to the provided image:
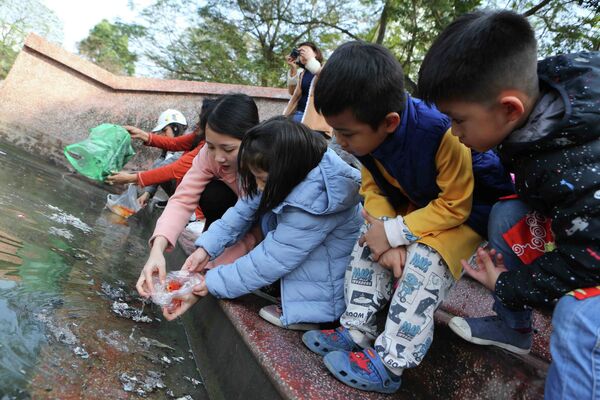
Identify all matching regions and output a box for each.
[341,235,454,376]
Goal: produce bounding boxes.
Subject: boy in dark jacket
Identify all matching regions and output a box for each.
[301,41,514,394]
[418,10,600,398]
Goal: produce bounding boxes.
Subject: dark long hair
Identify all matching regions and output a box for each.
[191,98,218,148]
[238,116,327,215]
[207,93,259,139]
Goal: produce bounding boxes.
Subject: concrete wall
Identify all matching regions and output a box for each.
[0,34,290,170]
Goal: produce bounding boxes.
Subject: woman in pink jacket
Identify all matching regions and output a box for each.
[136,94,260,296]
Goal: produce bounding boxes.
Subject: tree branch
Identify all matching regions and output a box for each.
[279,17,361,40]
[521,0,553,17]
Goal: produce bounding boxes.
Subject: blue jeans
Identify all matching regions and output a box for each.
[488,200,533,329]
[545,295,600,399]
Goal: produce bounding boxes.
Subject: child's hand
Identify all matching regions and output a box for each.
[191,278,209,297]
[378,247,406,278]
[123,125,150,143]
[105,171,137,185]
[162,292,200,320]
[182,247,210,272]
[359,210,391,261]
[461,247,508,292]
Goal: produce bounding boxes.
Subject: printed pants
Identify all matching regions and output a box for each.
[341,237,454,376]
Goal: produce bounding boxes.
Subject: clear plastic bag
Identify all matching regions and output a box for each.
[106,184,142,218]
[150,270,204,309]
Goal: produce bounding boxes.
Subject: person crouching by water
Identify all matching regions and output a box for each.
[152,117,363,330]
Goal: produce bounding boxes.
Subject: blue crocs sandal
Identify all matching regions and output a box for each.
[323,348,401,394]
[302,327,361,356]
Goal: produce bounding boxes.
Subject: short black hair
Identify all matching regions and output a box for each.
[207,93,259,140]
[418,10,538,104]
[167,123,187,137]
[314,41,405,130]
[238,116,327,215]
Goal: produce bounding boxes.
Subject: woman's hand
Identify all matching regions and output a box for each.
[105,171,137,185]
[123,125,150,143]
[162,291,200,320]
[181,247,210,273]
[298,47,312,65]
[136,238,168,297]
[137,192,151,208]
[378,247,407,278]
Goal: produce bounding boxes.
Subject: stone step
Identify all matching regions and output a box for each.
[184,294,547,399]
[178,235,550,399]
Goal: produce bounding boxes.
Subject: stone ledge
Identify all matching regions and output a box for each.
[0,35,288,170]
[24,33,290,100]
[177,236,548,399]
[186,295,546,399]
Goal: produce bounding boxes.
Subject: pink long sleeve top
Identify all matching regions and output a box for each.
[150,146,238,250]
[150,146,260,266]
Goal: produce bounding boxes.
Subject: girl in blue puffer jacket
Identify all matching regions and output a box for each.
[163,116,363,329]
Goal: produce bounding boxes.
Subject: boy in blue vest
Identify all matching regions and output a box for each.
[417,10,600,398]
[301,41,514,394]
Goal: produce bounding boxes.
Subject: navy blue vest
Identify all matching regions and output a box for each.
[358,95,514,238]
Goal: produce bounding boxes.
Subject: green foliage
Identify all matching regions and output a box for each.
[372,0,482,91]
[129,0,597,88]
[77,19,144,76]
[369,0,598,91]
[0,0,63,79]
[136,0,370,86]
[504,0,599,54]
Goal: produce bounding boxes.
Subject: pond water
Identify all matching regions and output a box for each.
[0,141,208,399]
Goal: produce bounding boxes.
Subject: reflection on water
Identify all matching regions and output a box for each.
[0,141,207,399]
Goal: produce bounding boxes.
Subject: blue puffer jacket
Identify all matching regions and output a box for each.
[197,148,363,326]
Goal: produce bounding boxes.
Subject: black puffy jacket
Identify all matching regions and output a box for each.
[495,51,600,310]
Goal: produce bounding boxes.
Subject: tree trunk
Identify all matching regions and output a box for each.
[376,1,390,44]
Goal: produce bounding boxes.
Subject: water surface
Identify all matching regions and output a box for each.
[0,140,207,399]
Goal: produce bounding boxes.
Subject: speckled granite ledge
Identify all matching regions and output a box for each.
[178,237,549,399]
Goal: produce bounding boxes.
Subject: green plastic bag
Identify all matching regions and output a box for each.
[64,124,136,181]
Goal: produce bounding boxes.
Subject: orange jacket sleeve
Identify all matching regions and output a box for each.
[138,146,201,187]
[146,133,199,152]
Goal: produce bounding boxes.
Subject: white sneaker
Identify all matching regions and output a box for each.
[258,304,319,331]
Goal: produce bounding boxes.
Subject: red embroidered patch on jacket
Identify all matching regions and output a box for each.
[502,211,555,265]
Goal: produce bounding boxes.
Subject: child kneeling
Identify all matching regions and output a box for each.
[162,116,363,329]
[302,41,514,393]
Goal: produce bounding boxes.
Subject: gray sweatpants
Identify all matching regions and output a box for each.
[341,234,454,376]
